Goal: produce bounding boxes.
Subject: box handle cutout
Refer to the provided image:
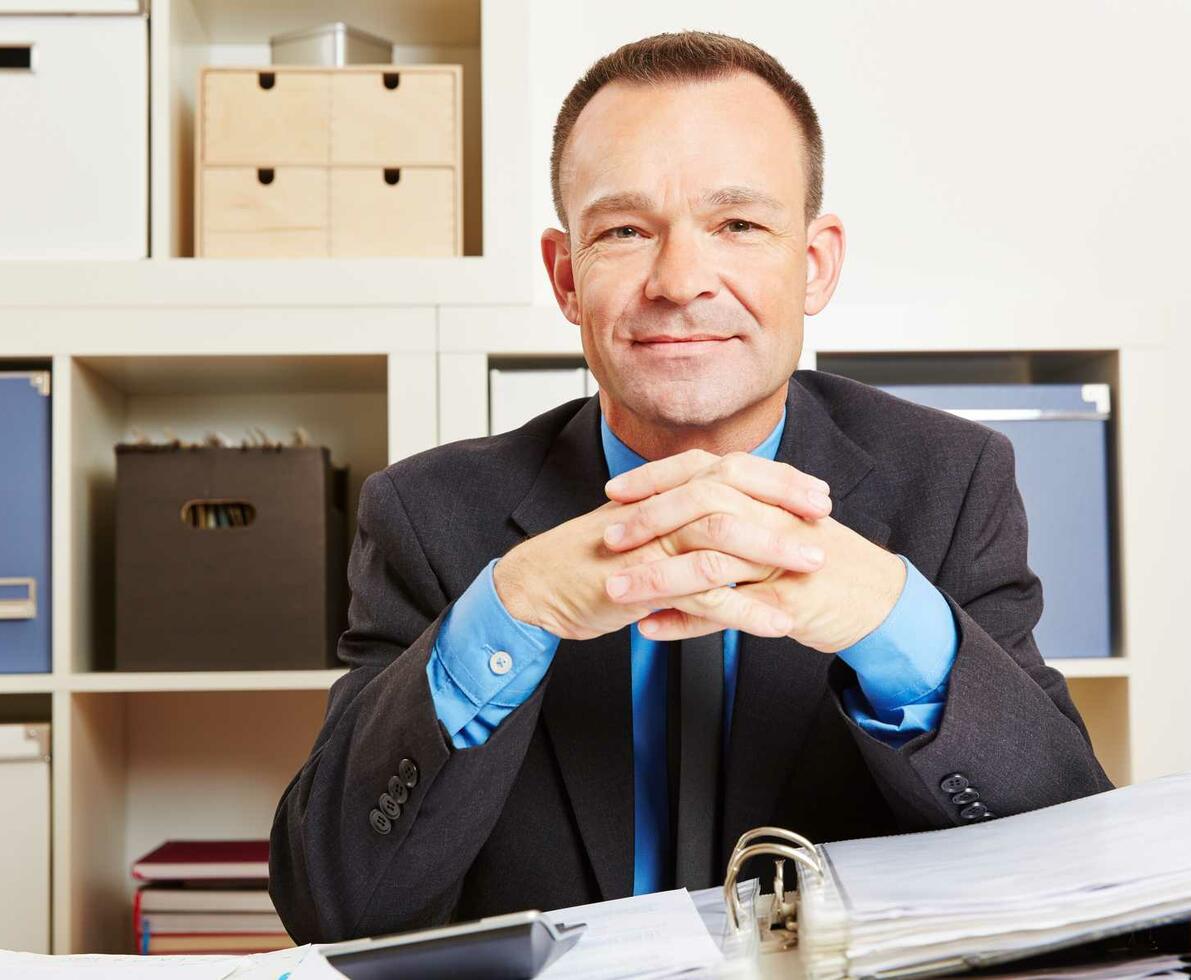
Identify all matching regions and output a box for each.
[384,168,401,185]
[383,72,400,90]
[257,168,275,185]
[0,578,36,621]
[0,44,34,71]
[259,71,275,90]
[181,500,257,529]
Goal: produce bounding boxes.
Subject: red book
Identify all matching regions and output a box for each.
[132,840,269,882]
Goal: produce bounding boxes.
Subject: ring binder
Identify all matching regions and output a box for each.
[716,772,1191,980]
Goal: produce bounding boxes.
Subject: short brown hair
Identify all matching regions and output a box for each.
[550,30,824,232]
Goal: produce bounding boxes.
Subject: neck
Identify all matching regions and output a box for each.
[600,384,789,461]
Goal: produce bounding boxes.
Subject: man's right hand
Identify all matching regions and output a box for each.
[492,464,831,642]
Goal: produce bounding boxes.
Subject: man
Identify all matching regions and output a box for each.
[268,30,1112,944]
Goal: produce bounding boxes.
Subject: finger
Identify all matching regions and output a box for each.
[605,550,769,605]
[705,453,833,521]
[603,448,719,503]
[666,585,793,638]
[669,511,826,573]
[637,608,723,641]
[604,478,751,551]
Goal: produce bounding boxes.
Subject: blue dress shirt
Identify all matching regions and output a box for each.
[425,404,959,894]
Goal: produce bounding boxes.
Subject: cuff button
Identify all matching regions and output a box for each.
[940,773,969,794]
[489,650,513,675]
[379,792,402,820]
[387,776,409,803]
[398,757,419,788]
[369,808,392,835]
[960,802,989,820]
[951,787,980,805]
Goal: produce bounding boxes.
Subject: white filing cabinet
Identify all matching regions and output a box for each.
[0,2,148,258]
[0,723,51,953]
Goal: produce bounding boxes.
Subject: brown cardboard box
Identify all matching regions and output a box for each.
[114,445,347,671]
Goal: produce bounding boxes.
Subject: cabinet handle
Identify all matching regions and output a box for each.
[383,168,401,185]
[0,578,36,621]
[383,72,400,90]
[258,71,275,90]
[0,43,34,72]
[257,168,275,185]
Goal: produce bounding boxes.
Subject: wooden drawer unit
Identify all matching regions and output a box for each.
[330,167,456,257]
[196,65,462,258]
[330,68,458,165]
[200,166,328,258]
[202,70,331,165]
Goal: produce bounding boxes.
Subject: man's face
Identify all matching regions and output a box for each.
[543,71,841,430]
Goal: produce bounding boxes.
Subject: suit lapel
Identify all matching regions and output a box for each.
[722,376,892,860]
[510,396,635,900]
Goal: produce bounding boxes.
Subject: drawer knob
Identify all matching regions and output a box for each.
[258,71,275,90]
[383,72,400,90]
[383,168,401,185]
[257,168,275,185]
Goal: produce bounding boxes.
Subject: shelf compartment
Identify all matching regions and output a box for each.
[63,354,389,675]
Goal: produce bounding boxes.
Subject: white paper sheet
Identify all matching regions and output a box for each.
[541,888,724,980]
[0,943,337,980]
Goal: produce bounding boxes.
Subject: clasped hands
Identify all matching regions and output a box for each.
[492,450,906,654]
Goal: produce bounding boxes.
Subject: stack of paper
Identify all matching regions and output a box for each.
[541,888,724,979]
[799,772,1191,979]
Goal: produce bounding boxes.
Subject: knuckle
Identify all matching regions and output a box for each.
[695,585,731,610]
[717,452,748,482]
[695,549,727,584]
[704,511,735,547]
[642,562,669,596]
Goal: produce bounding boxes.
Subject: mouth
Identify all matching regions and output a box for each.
[632,335,738,353]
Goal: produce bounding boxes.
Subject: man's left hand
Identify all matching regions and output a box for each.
[601,449,906,653]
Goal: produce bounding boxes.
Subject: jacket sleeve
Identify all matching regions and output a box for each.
[267,467,551,944]
[825,428,1115,830]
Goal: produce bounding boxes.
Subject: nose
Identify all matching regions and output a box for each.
[643,226,720,306]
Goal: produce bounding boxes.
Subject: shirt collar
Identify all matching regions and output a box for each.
[599,403,788,480]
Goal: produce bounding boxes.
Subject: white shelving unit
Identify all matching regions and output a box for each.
[0,0,1176,956]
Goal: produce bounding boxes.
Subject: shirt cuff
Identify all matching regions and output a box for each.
[835,554,958,712]
[426,556,561,740]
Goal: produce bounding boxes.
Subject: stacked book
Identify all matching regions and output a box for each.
[131,839,292,954]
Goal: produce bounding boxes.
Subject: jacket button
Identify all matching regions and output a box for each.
[940,773,969,794]
[951,787,980,805]
[387,776,409,803]
[369,808,392,835]
[379,792,402,820]
[398,758,419,788]
[960,802,989,820]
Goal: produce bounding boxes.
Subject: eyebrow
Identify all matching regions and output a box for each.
[576,185,787,229]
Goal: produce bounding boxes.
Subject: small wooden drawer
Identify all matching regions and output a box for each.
[199,166,328,258]
[202,70,330,165]
[330,167,457,257]
[330,67,458,166]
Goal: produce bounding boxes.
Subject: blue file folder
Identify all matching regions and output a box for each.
[876,383,1113,660]
[0,372,52,672]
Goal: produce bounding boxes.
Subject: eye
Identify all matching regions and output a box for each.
[600,225,641,240]
[722,219,758,234]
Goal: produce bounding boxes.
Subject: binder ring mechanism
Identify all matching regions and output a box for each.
[722,827,824,950]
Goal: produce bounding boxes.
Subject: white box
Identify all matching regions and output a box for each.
[489,366,591,435]
[0,723,51,953]
[0,13,148,257]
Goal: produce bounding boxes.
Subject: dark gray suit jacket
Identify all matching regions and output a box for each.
[268,370,1113,944]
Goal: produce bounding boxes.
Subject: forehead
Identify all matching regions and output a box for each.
[561,71,805,222]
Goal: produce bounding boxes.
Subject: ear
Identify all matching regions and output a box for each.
[804,214,846,316]
[541,228,581,325]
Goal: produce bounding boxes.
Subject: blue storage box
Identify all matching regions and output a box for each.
[0,371,52,672]
[876,383,1113,659]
